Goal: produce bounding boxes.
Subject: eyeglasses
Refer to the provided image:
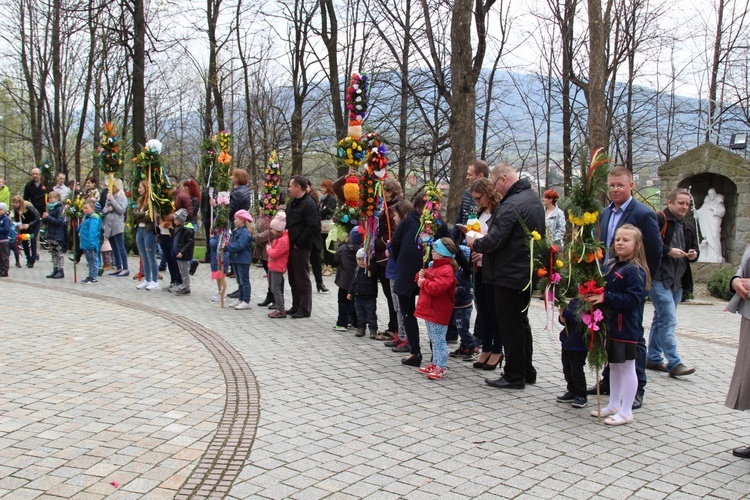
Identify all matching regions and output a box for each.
[608,185,627,191]
[472,194,483,201]
[493,175,506,186]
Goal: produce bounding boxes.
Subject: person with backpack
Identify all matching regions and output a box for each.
[646,188,698,378]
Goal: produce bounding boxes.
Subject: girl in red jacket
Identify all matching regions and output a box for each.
[415,237,458,380]
[266,212,290,318]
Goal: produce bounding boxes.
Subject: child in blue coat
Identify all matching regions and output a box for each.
[226,209,254,310]
[79,200,103,284]
[584,224,650,426]
[0,202,11,277]
[556,298,589,408]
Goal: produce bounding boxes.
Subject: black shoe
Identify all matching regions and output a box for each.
[556,391,576,403]
[632,393,643,410]
[189,261,199,275]
[401,354,422,367]
[159,265,167,271]
[257,298,273,307]
[290,312,309,318]
[646,360,668,372]
[316,283,329,293]
[46,269,58,278]
[384,339,400,347]
[227,290,239,299]
[571,397,588,408]
[52,269,64,279]
[485,376,525,390]
[449,347,469,358]
[732,446,750,459]
[587,384,609,395]
[27,261,34,268]
[286,308,298,315]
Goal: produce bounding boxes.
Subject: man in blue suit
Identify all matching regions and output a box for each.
[590,166,662,409]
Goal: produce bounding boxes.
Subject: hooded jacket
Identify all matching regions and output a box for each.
[414,257,457,325]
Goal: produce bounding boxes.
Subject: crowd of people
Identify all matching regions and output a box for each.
[2,161,750,444]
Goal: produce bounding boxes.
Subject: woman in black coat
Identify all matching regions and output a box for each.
[390,190,427,367]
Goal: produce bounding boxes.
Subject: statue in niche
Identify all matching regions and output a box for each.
[695,188,725,263]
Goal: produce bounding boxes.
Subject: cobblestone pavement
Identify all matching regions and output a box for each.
[1,257,749,499]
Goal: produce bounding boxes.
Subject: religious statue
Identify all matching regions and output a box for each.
[695,188,725,263]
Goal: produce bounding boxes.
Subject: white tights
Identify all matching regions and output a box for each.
[607,360,637,417]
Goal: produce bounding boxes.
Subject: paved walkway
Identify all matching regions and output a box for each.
[1,257,749,499]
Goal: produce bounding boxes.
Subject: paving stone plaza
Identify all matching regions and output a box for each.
[1,259,749,498]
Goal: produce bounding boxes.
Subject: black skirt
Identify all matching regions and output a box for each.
[607,337,637,363]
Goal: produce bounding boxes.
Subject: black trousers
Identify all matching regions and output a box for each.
[310,247,323,286]
[376,264,398,332]
[492,286,535,383]
[562,349,588,397]
[288,247,312,315]
[396,292,420,355]
[479,275,502,354]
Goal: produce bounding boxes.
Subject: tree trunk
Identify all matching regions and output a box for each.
[52,0,63,174]
[396,0,412,189]
[706,0,725,143]
[448,0,477,219]
[132,0,146,153]
[586,0,611,153]
[74,0,98,178]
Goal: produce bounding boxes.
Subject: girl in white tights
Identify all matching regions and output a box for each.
[584,224,651,426]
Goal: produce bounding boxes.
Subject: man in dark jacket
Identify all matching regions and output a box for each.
[23,167,48,263]
[471,164,545,389]
[646,188,698,377]
[592,166,662,408]
[285,176,319,318]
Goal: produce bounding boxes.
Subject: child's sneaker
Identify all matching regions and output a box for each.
[228,300,240,308]
[572,396,588,408]
[418,363,436,374]
[81,277,92,284]
[462,348,480,362]
[556,391,576,403]
[428,367,447,380]
[392,340,411,353]
[176,287,191,296]
[332,325,348,332]
[211,294,221,302]
[384,338,400,347]
[450,346,469,358]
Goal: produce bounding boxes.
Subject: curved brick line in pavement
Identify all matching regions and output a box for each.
[9,280,260,499]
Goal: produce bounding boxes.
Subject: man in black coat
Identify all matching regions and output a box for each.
[593,166,662,408]
[23,167,48,263]
[285,176,319,318]
[471,164,545,389]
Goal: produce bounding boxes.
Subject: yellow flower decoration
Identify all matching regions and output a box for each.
[531,230,542,241]
[556,259,564,268]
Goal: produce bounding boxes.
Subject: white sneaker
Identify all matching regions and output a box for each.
[146,281,160,290]
[211,294,221,302]
[228,300,240,308]
[136,280,149,290]
[234,301,250,310]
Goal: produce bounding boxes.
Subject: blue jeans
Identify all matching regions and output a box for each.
[136,227,158,282]
[648,280,683,368]
[354,296,377,332]
[337,288,354,327]
[108,233,128,270]
[235,263,251,303]
[84,249,99,280]
[426,321,448,368]
[453,306,478,350]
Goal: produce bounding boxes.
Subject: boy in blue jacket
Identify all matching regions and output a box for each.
[79,200,102,284]
[172,208,196,296]
[557,298,589,408]
[0,202,11,277]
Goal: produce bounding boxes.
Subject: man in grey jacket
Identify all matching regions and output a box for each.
[471,164,545,390]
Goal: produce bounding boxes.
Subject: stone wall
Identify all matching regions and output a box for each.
[658,142,750,269]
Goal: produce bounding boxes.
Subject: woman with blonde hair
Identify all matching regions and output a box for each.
[103,178,129,276]
[11,195,40,268]
[131,180,160,290]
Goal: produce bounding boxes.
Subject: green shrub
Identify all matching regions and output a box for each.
[707,267,734,301]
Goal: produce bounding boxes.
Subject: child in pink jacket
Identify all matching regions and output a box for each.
[266,212,290,318]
